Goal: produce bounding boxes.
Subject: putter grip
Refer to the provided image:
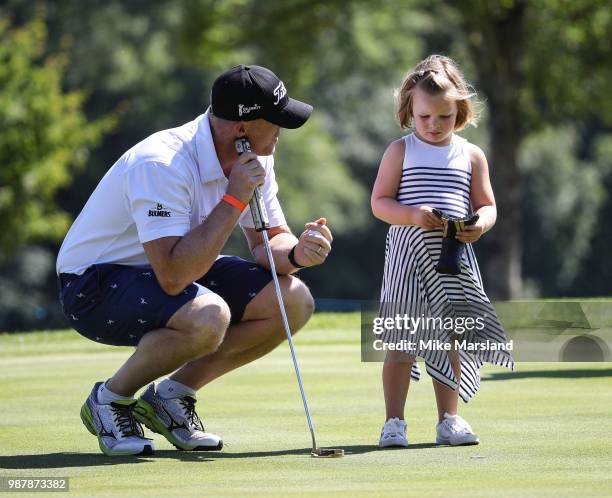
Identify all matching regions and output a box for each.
[234,138,270,232]
[249,187,269,232]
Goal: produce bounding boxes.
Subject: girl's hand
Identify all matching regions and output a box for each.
[456,220,485,243]
[417,206,444,230]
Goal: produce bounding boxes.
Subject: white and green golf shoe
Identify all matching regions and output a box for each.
[80,382,154,456]
[134,383,223,451]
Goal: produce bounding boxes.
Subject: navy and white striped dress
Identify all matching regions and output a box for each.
[379,133,514,402]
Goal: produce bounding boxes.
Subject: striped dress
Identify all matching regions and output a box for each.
[379,133,514,402]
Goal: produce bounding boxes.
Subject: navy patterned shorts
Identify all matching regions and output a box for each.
[58,256,273,347]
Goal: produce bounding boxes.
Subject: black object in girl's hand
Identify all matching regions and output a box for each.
[432,208,479,275]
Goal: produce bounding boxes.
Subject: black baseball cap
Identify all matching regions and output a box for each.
[210,64,313,129]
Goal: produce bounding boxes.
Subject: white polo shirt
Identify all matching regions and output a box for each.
[56,111,286,275]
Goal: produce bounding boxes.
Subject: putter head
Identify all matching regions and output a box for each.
[311,447,344,458]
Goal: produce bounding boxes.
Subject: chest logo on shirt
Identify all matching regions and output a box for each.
[148,203,171,217]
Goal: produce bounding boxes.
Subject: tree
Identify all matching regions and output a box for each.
[454,0,612,298]
[0,17,114,257]
[176,0,430,298]
[456,0,529,299]
[519,127,607,294]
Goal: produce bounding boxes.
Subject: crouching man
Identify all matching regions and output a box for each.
[56,65,332,455]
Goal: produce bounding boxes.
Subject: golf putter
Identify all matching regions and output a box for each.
[235,137,344,459]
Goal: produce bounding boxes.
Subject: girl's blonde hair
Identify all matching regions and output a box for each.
[396,55,478,131]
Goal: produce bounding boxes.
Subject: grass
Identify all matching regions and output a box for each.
[0,312,611,497]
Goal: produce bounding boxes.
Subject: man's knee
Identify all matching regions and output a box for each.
[279,276,315,331]
[167,293,231,355]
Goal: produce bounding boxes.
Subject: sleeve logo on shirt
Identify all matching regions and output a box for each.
[148,203,171,217]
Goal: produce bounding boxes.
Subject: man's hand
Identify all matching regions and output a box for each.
[226,151,266,204]
[293,217,333,267]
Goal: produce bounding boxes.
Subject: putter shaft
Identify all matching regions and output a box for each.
[235,137,318,453]
[260,230,318,452]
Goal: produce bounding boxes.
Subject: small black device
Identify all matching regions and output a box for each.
[432,208,480,275]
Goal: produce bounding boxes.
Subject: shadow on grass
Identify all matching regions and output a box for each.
[155,443,440,459]
[0,453,153,469]
[0,443,441,468]
[484,368,612,381]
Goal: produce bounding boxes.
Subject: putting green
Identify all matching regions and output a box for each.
[1,313,610,497]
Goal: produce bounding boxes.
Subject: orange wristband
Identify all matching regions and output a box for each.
[222,194,247,212]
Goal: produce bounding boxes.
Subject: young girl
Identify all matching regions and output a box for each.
[371,55,514,447]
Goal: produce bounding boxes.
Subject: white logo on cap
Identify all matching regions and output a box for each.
[273,81,287,105]
[238,103,261,116]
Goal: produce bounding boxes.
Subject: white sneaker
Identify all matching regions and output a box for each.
[436,413,480,445]
[80,382,154,456]
[379,417,409,448]
[134,383,223,451]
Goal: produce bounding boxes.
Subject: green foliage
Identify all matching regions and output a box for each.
[1,0,612,333]
[56,1,189,126]
[520,127,607,292]
[524,0,612,126]
[274,115,368,235]
[0,17,114,255]
[177,0,354,83]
